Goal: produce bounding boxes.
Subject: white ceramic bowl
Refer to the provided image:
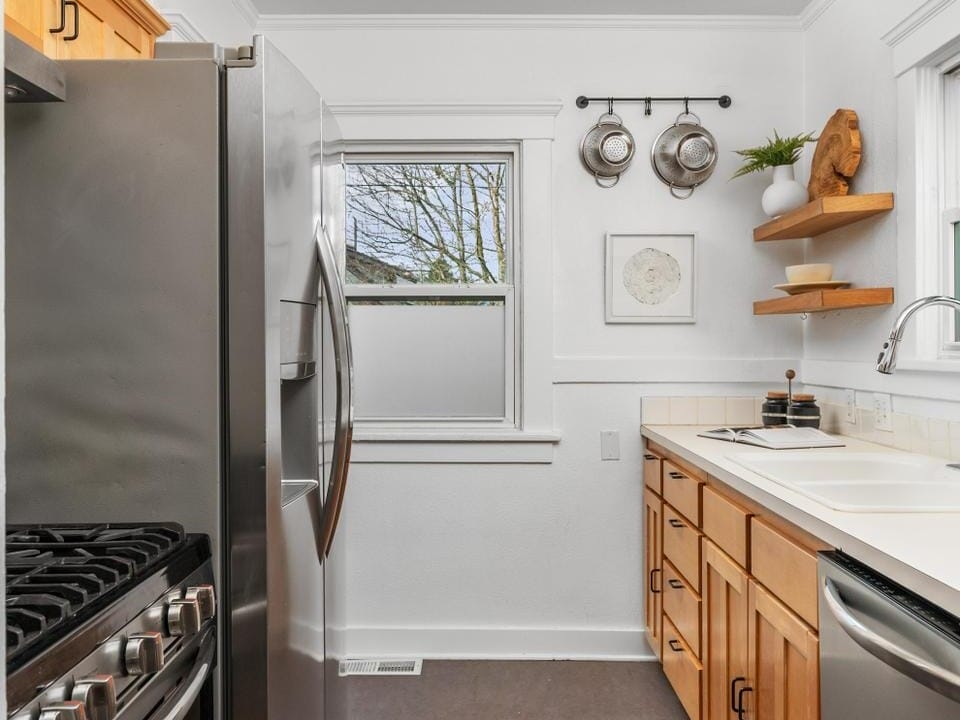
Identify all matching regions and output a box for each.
[785,263,833,284]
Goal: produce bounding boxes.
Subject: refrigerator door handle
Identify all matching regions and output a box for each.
[316,223,354,558]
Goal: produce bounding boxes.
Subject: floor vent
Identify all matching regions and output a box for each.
[338,659,423,677]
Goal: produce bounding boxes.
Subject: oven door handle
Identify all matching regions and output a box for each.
[148,628,216,720]
[823,578,960,703]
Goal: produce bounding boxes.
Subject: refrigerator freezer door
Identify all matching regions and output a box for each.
[224,36,334,720]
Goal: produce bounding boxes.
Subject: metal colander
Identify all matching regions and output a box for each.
[580,112,636,188]
[651,111,719,199]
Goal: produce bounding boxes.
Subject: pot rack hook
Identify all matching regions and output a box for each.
[683,96,690,115]
[644,97,652,116]
[607,97,614,115]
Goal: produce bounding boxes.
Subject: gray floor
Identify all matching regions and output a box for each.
[336,660,687,720]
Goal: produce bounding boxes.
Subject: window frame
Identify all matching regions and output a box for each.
[343,144,522,430]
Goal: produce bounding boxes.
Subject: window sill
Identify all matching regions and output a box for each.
[891,358,960,374]
[350,429,561,464]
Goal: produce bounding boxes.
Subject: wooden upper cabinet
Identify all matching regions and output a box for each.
[5,0,169,60]
[745,580,819,720]
[702,540,749,720]
[643,488,664,660]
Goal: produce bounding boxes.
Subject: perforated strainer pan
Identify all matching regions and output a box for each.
[651,111,718,199]
[580,112,636,188]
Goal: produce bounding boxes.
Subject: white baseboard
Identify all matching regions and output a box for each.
[290,620,655,662]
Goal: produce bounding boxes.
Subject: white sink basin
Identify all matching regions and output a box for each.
[726,452,960,513]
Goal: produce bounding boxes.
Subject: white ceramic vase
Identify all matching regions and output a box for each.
[761,164,808,218]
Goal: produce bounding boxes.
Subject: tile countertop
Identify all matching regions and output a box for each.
[641,425,960,618]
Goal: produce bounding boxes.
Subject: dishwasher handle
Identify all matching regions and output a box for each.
[823,578,960,703]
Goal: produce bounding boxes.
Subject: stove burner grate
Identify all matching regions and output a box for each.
[5,523,186,666]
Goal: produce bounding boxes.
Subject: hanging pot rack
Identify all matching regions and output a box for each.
[575,94,732,116]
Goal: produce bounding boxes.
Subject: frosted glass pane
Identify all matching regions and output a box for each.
[349,302,506,419]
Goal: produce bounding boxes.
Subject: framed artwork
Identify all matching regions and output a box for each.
[605,232,697,323]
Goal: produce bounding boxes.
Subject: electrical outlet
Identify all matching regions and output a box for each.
[873,393,893,432]
[844,389,857,424]
[600,430,620,461]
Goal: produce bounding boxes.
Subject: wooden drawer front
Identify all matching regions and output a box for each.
[662,558,701,658]
[643,450,663,495]
[663,505,702,593]
[662,460,703,526]
[751,518,819,629]
[663,615,703,720]
[702,485,751,569]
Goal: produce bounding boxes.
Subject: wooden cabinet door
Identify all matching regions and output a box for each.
[745,580,819,720]
[702,540,749,720]
[6,0,59,53]
[643,487,663,660]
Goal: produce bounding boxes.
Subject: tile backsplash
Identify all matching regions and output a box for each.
[642,396,762,427]
[643,395,960,461]
[819,402,960,461]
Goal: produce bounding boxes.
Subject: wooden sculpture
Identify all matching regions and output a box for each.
[807,109,862,199]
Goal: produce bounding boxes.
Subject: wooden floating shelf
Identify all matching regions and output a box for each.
[753,193,894,242]
[754,287,894,315]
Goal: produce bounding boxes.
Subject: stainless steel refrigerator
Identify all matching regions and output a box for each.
[5,36,353,720]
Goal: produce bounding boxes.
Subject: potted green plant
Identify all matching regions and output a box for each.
[733,131,817,218]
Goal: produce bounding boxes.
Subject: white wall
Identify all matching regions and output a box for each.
[800,0,960,413]
[153,0,256,44]
[256,19,804,658]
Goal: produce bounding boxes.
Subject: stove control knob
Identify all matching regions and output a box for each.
[167,598,201,637]
[71,675,117,720]
[39,702,88,720]
[185,585,216,621]
[124,631,165,676]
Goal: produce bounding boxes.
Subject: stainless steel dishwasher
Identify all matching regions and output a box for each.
[819,551,960,718]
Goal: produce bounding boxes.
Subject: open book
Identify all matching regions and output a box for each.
[697,426,845,450]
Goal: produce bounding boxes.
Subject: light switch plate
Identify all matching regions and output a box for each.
[874,393,893,432]
[600,430,620,461]
[844,389,857,424]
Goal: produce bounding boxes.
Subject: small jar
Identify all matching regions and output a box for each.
[761,391,789,427]
[787,394,821,428]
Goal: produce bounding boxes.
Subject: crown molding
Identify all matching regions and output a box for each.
[327,100,563,117]
[882,0,955,47]
[255,13,803,32]
[231,0,262,30]
[798,0,836,29]
[159,11,207,42]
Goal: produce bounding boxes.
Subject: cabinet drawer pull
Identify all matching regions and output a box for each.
[736,686,753,720]
[667,578,684,590]
[667,471,685,479]
[668,518,685,528]
[731,677,746,712]
[64,1,80,42]
[50,0,67,33]
[649,568,662,594]
[668,639,684,653]
[644,454,657,461]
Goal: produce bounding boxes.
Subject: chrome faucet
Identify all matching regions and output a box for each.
[876,295,960,374]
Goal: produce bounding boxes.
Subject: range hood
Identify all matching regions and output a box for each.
[5,32,65,103]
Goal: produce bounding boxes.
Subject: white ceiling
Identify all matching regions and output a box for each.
[250,0,812,16]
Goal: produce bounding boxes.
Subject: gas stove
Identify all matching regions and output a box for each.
[6,524,216,720]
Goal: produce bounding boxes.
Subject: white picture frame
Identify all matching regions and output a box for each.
[605,232,697,324]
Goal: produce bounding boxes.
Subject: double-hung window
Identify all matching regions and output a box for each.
[344,148,519,427]
[944,64,960,353]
